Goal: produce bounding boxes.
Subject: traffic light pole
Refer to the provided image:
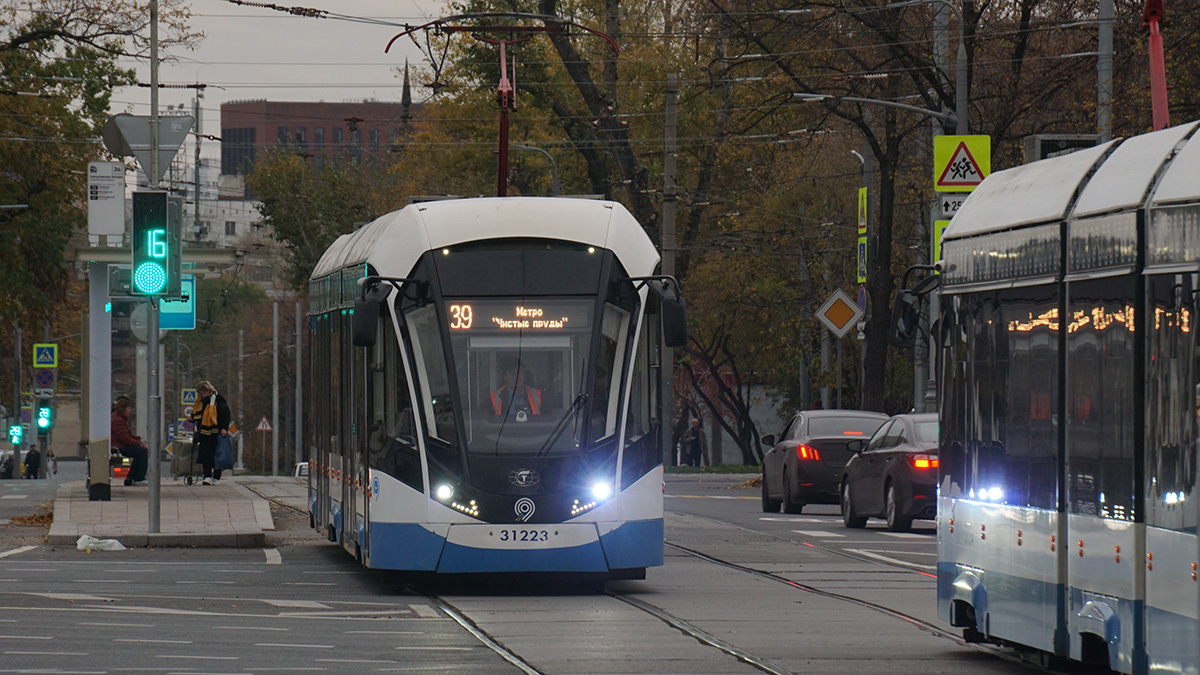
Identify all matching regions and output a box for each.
[147,0,161,533]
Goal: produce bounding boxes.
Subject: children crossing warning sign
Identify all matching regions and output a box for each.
[934,135,991,193]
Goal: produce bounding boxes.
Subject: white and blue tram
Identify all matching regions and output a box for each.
[305,197,686,577]
[938,121,1200,673]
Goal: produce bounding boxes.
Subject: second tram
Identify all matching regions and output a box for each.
[937,120,1200,673]
[305,196,685,577]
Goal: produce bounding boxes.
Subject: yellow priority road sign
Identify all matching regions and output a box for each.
[934,135,991,192]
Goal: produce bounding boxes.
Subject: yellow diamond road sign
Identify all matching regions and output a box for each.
[816,289,864,339]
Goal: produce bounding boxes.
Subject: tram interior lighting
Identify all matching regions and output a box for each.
[435,484,454,501]
[591,481,612,501]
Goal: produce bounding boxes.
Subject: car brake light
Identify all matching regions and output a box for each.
[844,431,864,435]
[908,454,938,469]
[797,445,821,461]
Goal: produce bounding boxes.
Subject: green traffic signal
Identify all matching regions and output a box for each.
[131,191,181,296]
[35,401,52,436]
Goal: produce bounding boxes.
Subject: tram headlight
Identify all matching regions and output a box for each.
[435,484,454,501]
[986,486,1003,502]
[591,481,612,501]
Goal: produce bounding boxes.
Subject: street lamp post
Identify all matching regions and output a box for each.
[513,144,561,196]
[887,0,968,136]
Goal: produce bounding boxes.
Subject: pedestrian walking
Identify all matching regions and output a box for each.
[191,381,231,485]
[111,399,149,486]
[680,418,706,468]
[22,443,41,479]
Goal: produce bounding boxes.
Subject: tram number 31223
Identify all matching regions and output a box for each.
[497,529,553,543]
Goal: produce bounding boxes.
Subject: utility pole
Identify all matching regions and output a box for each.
[193,90,203,239]
[272,302,279,476]
[1098,0,1114,141]
[294,302,302,468]
[237,329,244,470]
[662,73,678,467]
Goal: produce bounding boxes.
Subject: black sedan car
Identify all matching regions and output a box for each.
[761,410,888,514]
[839,412,938,532]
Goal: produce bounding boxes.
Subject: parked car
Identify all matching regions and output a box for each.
[112,455,131,480]
[292,461,309,478]
[761,410,889,514]
[839,412,938,532]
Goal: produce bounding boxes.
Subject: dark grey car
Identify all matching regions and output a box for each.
[761,410,888,514]
[840,412,939,532]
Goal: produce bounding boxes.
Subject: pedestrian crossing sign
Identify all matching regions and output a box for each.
[934,135,990,192]
[181,388,197,405]
[32,343,57,368]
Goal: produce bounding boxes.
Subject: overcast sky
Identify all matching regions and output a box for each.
[110,0,447,133]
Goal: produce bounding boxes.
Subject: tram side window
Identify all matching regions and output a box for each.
[407,305,457,446]
[591,304,631,442]
[1145,274,1198,532]
[939,289,1058,510]
[1066,277,1137,521]
[622,308,661,487]
[366,311,422,490]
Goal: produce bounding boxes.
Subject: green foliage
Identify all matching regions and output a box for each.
[245,150,398,288]
[0,14,135,323]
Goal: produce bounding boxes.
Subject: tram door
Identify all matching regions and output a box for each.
[1143,271,1200,674]
[1063,274,1139,673]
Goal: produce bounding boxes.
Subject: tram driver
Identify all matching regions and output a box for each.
[492,357,542,422]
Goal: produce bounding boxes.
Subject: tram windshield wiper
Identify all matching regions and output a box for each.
[536,393,589,457]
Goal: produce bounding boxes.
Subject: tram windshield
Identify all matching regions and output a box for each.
[440,298,629,457]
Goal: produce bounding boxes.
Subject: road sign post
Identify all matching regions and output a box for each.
[816,290,865,409]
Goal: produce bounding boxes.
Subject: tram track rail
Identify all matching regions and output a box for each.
[254,489,1069,674]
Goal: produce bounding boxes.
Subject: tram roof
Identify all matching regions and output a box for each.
[310,197,659,280]
[942,141,1114,242]
[1152,123,1200,205]
[1074,121,1199,219]
[944,120,1200,243]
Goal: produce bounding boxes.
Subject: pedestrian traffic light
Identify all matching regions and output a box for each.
[7,424,20,445]
[35,399,53,436]
[131,190,181,297]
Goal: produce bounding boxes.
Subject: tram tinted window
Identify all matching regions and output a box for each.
[1065,276,1137,521]
[366,308,422,491]
[434,242,605,297]
[939,288,1058,509]
[446,298,598,456]
[1145,273,1199,532]
[406,304,457,446]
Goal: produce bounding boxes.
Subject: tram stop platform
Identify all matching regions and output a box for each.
[46,474,308,548]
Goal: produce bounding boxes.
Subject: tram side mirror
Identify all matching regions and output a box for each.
[352,297,380,347]
[890,290,919,348]
[662,295,688,348]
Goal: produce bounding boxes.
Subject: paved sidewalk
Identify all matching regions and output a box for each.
[46,476,303,548]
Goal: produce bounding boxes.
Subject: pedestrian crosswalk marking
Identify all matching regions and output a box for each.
[792,530,845,538]
[0,495,28,500]
[880,532,928,539]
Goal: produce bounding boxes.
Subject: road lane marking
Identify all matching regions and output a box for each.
[264,548,282,564]
[218,626,288,631]
[0,636,51,640]
[0,495,27,499]
[256,643,334,649]
[3,650,89,656]
[792,530,844,538]
[0,546,36,559]
[760,517,835,523]
[845,548,936,570]
[346,631,424,635]
[156,654,239,660]
[262,599,331,609]
[394,646,476,651]
[880,532,930,539]
[115,638,192,644]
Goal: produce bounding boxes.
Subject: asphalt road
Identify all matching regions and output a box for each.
[0,469,1047,675]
